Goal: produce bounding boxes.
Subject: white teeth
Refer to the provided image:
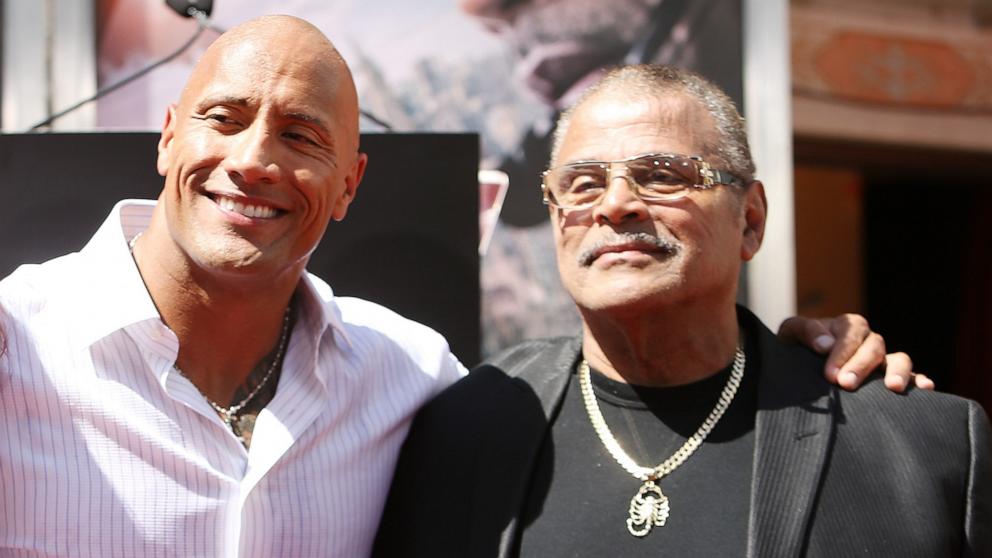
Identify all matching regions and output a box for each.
[216,197,278,218]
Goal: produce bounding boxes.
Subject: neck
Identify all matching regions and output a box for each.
[131,227,300,405]
[580,298,739,388]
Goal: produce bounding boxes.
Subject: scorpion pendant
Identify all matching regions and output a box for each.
[626,480,670,537]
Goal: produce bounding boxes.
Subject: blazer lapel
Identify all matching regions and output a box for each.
[512,337,582,420]
[745,315,837,558]
[467,337,581,558]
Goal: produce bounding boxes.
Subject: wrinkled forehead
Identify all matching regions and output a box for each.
[185,34,344,106]
[558,93,719,164]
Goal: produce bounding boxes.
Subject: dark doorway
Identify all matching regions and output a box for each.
[795,138,992,411]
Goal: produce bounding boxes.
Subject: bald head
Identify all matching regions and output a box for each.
[151,14,369,283]
[213,15,339,55]
[179,15,360,153]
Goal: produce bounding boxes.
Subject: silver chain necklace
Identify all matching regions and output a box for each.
[177,306,292,430]
[578,345,745,537]
[129,231,292,436]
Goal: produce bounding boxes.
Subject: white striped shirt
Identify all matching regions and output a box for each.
[0,200,468,557]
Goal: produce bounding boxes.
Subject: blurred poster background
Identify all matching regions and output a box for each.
[96,0,743,358]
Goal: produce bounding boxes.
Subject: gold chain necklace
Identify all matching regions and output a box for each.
[578,345,745,537]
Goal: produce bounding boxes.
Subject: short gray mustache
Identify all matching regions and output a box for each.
[578,232,681,266]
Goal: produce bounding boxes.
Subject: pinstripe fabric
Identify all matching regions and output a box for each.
[0,200,467,558]
[795,385,991,557]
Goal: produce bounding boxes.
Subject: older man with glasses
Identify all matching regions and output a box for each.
[374,64,990,557]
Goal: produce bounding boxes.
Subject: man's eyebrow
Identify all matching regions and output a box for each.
[194,95,251,110]
[284,112,331,135]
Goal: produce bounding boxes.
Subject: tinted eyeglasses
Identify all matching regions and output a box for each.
[541,153,746,210]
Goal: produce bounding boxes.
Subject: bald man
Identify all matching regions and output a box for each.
[0,16,465,557]
[0,15,928,558]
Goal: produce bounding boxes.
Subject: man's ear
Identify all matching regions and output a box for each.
[156,104,178,177]
[331,152,369,222]
[741,180,767,261]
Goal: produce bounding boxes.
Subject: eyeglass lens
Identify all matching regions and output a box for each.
[549,154,701,206]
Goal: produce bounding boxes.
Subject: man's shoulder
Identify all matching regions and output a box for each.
[821,375,991,548]
[754,317,984,429]
[481,335,581,375]
[304,271,445,340]
[413,336,579,419]
[302,272,466,376]
[0,199,146,302]
[0,253,87,317]
[442,335,580,395]
[400,338,574,455]
[839,374,987,427]
[742,306,985,429]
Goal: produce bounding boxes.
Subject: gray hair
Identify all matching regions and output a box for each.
[550,64,756,182]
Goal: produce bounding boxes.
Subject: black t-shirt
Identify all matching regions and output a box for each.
[517,342,759,557]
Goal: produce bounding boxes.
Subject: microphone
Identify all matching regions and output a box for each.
[27,1,394,132]
[165,0,213,18]
[26,1,216,131]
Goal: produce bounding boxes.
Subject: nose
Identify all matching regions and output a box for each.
[591,173,650,225]
[222,122,282,186]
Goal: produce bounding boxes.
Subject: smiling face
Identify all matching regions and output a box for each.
[154,17,366,283]
[550,90,765,318]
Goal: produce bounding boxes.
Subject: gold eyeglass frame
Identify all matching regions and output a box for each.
[540,152,745,210]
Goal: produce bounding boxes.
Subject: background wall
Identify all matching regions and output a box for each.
[791,0,992,409]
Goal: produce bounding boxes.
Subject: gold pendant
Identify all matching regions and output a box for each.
[626,480,670,537]
[234,414,255,447]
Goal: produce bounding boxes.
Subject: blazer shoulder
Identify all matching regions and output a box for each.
[482,336,581,376]
[840,376,984,422]
[409,336,578,433]
[831,376,991,480]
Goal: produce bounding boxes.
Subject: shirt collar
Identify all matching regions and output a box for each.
[72,200,161,350]
[296,271,354,354]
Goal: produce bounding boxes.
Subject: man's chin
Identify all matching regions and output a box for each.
[187,240,280,277]
[574,278,682,314]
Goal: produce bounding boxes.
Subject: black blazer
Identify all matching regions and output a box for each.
[374,310,991,557]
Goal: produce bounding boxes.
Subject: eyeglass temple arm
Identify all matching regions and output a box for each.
[702,164,746,188]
